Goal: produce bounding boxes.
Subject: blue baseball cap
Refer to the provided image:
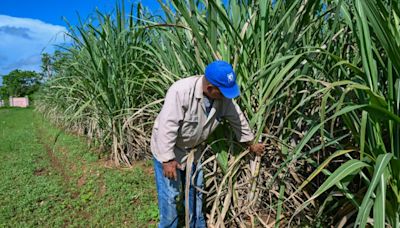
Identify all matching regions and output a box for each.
[204,60,240,99]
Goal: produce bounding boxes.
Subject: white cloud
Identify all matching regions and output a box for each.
[0,15,69,75]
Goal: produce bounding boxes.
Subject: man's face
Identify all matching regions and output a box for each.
[206,84,224,100]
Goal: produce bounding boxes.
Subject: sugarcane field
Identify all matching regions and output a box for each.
[0,0,399,227]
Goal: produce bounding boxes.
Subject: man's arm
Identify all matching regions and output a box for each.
[156,86,184,180]
[224,100,265,155]
[223,99,254,142]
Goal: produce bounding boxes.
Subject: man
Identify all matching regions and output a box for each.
[151,60,264,228]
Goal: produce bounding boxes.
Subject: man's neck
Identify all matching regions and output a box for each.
[203,93,213,101]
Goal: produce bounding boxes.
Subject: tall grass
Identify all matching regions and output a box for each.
[37,3,175,165]
[295,0,400,227]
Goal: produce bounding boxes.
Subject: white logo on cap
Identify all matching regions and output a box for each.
[227,73,234,83]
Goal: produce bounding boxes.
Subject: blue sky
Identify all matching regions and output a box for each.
[0,0,162,84]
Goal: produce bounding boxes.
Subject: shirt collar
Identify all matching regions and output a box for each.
[195,75,204,99]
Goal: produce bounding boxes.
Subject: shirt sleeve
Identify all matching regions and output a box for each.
[155,85,185,162]
[223,99,255,143]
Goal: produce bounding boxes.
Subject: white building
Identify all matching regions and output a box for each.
[9,97,29,107]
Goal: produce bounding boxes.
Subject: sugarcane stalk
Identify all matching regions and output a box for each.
[185,150,195,228]
[247,136,263,207]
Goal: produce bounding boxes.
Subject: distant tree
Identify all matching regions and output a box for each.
[0,70,42,99]
[41,51,69,81]
[0,86,7,100]
[53,51,70,75]
[41,53,53,80]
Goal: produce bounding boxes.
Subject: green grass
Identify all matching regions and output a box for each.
[0,108,158,227]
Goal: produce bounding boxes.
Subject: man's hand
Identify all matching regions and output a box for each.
[162,160,182,181]
[249,143,265,156]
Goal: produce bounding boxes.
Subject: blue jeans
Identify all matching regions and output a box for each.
[153,158,206,228]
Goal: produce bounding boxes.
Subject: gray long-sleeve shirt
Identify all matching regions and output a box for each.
[151,76,254,166]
